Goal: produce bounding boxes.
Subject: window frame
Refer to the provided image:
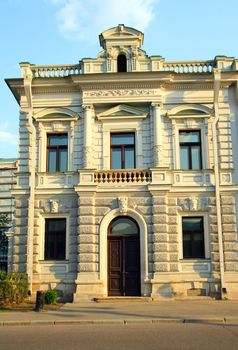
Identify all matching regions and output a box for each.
[182,216,205,259]
[0,226,8,271]
[179,130,202,170]
[46,133,68,173]
[42,217,68,261]
[110,132,136,169]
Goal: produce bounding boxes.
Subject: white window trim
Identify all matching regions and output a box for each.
[38,121,76,173]
[40,214,69,261]
[178,212,210,261]
[171,118,210,170]
[102,121,143,170]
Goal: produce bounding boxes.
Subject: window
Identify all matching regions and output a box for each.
[182,217,205,259]
[47,134,68,172]
[0,227,8,271]
[117,54,127,72]
[111,133,135,169]
[179,130,202,170]
[44,218,66,260]
[109,217,139,235]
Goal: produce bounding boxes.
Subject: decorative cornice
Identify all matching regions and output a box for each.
[83,89,157,97]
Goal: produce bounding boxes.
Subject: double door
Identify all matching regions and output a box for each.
[108,235,140,296]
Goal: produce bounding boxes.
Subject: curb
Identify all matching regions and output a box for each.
[1,317,236,327]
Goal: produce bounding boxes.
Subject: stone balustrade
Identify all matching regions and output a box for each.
[162,60,214,73]
[94,169,152,184]
[31,64,81,78]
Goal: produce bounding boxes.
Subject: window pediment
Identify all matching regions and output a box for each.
[97,104,148,120]
[167,104,213,119]
[33,107,80,122]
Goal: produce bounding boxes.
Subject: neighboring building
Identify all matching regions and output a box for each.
[0,159,17,271]
[5,24,238,301]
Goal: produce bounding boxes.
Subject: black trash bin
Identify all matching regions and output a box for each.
[35,291,45,312]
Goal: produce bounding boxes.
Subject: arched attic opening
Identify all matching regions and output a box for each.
[117,54,127,72]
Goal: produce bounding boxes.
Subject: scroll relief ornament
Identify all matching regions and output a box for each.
[39,199,73,214]
[118,197,128,214]
[84,89,156,97]
[177,197,209,211]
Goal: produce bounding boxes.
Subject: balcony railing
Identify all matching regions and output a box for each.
[31,64,81,78]
[162,60,214,73]
[94,169,152,184]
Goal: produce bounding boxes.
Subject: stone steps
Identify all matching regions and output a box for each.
[93,297,153,303]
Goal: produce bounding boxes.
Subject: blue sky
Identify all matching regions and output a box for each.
[1,0,238,158]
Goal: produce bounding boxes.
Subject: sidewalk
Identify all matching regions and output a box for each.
[1,300,238,326]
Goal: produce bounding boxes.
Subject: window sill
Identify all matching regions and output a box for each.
[39,260,69,263]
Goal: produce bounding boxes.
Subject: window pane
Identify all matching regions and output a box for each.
[48,134,68,146]
[111,134,134,145]
[179,131,200,143]
[48,150,57,172]
[125,147,135,169]
[59,149,68,172]
[191,146,201,169]
[194,234,205,258]
[183,239,192,258]
[183,217,203,231]
[44,219,66,260]
[112,148,122,169]
[180,146,189,170]
[110,218,138,235]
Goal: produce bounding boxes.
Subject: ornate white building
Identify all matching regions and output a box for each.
[6,24,238,300]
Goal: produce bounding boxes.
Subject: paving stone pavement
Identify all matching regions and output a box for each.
[0,300,238,326]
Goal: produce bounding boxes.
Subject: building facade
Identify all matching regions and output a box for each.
[0,159,17,271]
[6,25,238,301]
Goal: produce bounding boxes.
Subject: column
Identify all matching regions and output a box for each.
[83,105,93,168]
[152,103,163,167]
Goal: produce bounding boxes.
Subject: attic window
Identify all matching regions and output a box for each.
[117,54,127,72]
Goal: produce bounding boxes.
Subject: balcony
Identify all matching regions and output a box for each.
[94,169,152,184]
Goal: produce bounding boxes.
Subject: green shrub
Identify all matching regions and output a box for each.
[44,289,58,304]
[0,271,28,306]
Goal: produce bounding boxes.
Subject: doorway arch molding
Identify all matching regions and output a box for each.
[99,207,149,296]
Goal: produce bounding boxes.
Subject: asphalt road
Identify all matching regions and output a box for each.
[0,323,238,350]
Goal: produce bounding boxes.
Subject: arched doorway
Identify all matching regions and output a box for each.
[107,216,141,296]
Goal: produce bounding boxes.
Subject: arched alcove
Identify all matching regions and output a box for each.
[117,54,127,72]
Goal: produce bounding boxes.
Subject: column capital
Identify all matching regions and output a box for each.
[82,104,94,111]
[151,101,162,109]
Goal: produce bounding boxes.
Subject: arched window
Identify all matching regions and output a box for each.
[109,217,139,235]
[117,54,127,72]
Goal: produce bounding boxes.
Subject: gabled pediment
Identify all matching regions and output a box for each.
[97,104,148,120]
[33,107,80,121]
[99,24,144,50]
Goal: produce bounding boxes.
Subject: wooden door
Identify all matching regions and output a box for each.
[108,235,140,296]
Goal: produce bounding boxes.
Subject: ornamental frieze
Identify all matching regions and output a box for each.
[84,89,156,97]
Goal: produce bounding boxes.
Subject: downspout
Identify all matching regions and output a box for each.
[212,68,226,298]
[21,63,35,294]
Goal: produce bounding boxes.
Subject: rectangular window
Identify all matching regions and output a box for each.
[0,227,8,271]
[182,217,205,259]
[44,218,66,260]
[111,133,135,169]
[47,134,68,172]
[179,131,202,170]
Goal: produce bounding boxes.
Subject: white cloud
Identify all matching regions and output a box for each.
[0,132,18,146]
[48,0,159,42]
[0,124,18,146]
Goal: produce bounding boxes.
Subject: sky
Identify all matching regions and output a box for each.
[0,0,238,158]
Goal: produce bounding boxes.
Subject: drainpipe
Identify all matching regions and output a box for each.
[212,68,226,298]
[21,63,35,294]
